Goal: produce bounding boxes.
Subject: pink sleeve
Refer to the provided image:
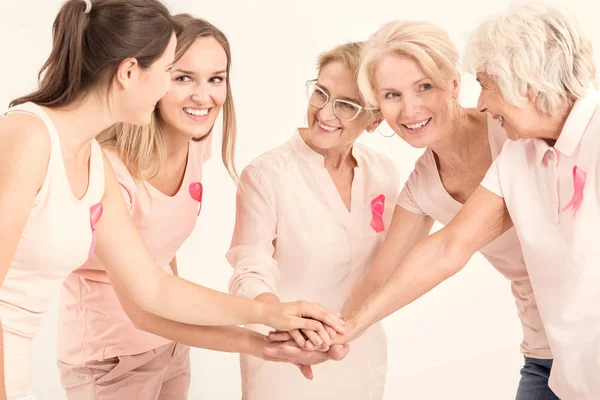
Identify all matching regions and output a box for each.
[226,165,280,300]
[396,166,427,216]
[480,156,504,198]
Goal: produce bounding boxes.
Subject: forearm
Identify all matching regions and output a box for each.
[341,277,383,317]
[137,274,269,327]
[137,312,265,356]
[353,231,469,334]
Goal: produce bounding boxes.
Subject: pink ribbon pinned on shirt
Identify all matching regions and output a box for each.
[89,202,103,257]
[189,182,203,216]
[370,194,385,233]
[561,166,586,216]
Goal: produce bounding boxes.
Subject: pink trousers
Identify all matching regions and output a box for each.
[57,342,190,400]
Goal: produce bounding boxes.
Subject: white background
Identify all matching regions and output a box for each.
[1,0,599,399]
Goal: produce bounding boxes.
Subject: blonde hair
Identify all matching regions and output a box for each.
[98,14,238,182]
[464,1,596,114]
[358,21,460,108]
[317,42,363,77]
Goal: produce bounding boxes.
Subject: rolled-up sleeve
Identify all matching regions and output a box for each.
[396,167,427,215]
[227,165,280,300]
[479,156,504,198]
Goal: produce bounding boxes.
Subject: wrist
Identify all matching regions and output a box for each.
[243,330,268,359]
[254,292,280,326]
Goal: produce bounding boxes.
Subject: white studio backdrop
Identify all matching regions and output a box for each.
[1,0,599,398]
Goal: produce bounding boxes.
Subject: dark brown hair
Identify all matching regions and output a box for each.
[11,0,175,108]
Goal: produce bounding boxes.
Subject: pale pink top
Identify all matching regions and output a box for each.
[480,90,600,400]
[0,103,105,397]
[57,136,211,365]
[228,131,400,400]
[397,114,552,360]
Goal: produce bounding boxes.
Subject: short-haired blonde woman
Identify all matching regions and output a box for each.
[228,42,399,400]
[326,2,598,399]
[270,18,556,399]
[56,15,343,400]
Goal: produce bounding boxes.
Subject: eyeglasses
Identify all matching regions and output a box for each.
[305,79,376,121]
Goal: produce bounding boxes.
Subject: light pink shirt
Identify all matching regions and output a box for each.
[57,136,211,365]
[397,114,552,360]
[228,131,399,400]
[0,103,105,397]
[480,90,600,400]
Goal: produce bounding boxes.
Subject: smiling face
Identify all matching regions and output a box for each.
[374,54,459,149]
[157,36,228,140]
[476,72,542,141]
[306,61,376,151]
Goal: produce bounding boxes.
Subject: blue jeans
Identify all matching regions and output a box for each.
[516,357,560,400]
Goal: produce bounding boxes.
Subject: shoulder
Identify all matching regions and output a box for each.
[0,112,52,187]
[354,142,397,172]
[246,139,295,173]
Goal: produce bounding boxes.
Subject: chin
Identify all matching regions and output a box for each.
[311,135,340,150]
[123,111,153,127]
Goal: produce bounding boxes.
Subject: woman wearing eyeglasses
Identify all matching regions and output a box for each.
[227,42,399,400]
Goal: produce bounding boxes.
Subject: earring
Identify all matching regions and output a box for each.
[377,126,395,138]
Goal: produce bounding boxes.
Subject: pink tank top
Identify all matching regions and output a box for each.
[57,136,211,364]
[0,102,105,397]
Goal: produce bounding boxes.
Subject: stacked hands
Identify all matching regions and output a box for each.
[260,301,361,379]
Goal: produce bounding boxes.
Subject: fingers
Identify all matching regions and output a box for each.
[296,301,345,334]
[289,329,306,348]
[263,340,330,366]
[288,315,324,332]
[266,331,293,342]
[301,328,323,348]
[325,325,337,340]
[296,363,313,380]
[327,344,350,361]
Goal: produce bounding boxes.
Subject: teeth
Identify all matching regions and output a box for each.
[318,121,338,132]
[184,108,209,117]
[404,119,430,130]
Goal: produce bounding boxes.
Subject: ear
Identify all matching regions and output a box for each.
[526,87,538,104]
[366,110,384,133]
[451,73,461,100]
[115,57,140,90]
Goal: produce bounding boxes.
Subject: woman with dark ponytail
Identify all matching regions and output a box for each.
[0,2,344,399]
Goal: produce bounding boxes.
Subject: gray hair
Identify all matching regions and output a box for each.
[464,1,596,114]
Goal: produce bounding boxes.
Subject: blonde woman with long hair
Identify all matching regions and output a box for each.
[55,14,344,399]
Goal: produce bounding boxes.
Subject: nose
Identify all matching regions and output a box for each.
[400,94,422,120]
[317,99,336,121]
[191,82,210,103]
[477,92,487,112]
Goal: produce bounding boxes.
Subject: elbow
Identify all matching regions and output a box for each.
[129,273,165,316]
[129,311,148,332]
[434,231,473,278]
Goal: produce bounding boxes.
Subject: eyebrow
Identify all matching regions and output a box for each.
[316,82,362,105]
[171,68,228,75]
[378,77,431,93]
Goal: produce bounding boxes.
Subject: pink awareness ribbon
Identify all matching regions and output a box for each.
[370,194,385,233]
[88,203,103,257]
[189,182,203,216]
[561,166,586,216]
